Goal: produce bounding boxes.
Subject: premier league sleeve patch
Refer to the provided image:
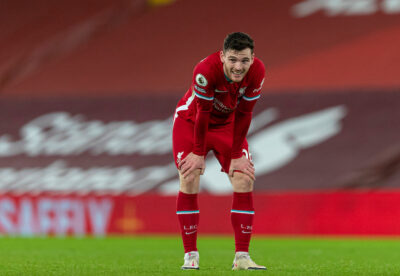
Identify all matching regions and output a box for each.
[195,74,208,87]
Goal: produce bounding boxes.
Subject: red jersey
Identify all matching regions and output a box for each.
[174,51,266,158]
[175,51,265,125]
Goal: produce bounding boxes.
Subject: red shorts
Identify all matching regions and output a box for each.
[172,116,249,173]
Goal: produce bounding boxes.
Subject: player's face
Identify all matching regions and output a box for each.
[220,48,254,82]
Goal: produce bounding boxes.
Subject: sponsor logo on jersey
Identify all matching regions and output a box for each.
[214,89,228,93]
[213,98,235,113]
[194,85,206,93]
[195,74,208,87]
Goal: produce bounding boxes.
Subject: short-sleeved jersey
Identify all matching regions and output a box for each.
[174,51,265,125]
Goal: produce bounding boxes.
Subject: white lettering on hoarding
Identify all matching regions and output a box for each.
[38,199,55,234]
[0,106,346,195]
[0,199,16,233]
[384,0,400,12]
[0,198,113,236]
[56,199,85,236]
[88,199,113,236]
[19,199,35,236]
[292,0,400,17]
[0,161,176,195]
[0,112,173,156]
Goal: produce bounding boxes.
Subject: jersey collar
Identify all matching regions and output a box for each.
[224,72,233,83]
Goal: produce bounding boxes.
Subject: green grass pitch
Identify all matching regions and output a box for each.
[1,236,400,275]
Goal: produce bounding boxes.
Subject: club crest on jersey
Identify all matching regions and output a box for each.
[239,87,247,96]
[177,151,184,164]
[195,74,208,87]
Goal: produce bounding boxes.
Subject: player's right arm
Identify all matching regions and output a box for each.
[179,61,215,178]
[229,59,265,180]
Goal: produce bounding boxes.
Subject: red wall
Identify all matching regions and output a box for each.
[2,191,400,236]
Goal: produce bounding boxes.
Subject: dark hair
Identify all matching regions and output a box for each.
[223,32,254,53]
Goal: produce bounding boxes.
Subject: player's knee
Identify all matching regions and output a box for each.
[179,170,201,194]
[183,170,201,183]
[232,172,254,192]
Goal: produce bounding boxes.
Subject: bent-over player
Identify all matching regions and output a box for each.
[172,32,266,271]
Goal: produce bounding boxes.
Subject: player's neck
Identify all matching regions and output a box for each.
[224,72,233,83]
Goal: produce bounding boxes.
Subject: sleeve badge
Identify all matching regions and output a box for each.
[195,74,208,87]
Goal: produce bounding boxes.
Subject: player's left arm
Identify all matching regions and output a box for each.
[229,60,266,179]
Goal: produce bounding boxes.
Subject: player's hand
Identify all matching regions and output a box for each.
[179,152,205,178]
[229,155,255,181]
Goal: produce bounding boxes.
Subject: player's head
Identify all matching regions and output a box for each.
[220,32,255,82]
[223,32,254,54]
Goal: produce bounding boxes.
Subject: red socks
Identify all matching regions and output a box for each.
[231,192,254,252]
[176,191,199,253]
[177,191,254,253]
